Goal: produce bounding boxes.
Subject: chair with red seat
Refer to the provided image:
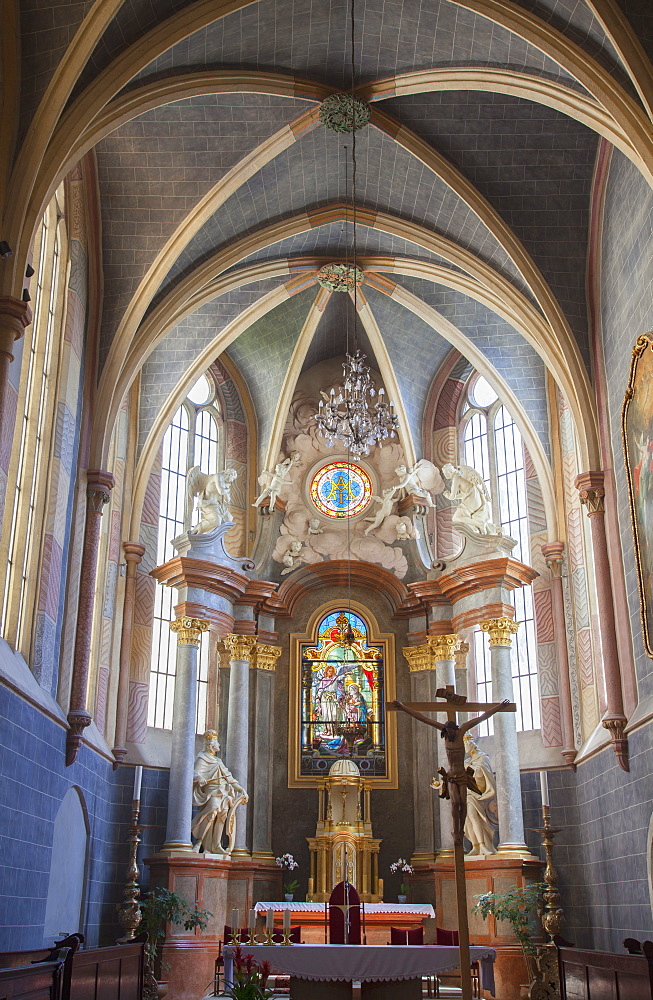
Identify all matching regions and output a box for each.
[329,881,361,944]
[389,926,425,945]
[433,927,480,998]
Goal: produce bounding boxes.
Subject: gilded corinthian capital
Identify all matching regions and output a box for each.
[403,644,433,672]
[169,617,210,646]
[428,634,460,662]
[479,617,519,646]
[255,644,282,671]
[224,634,258,662]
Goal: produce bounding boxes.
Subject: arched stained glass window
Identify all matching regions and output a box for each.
[148,373,222,731]
[300,610,386,777]
[460,375,540,734]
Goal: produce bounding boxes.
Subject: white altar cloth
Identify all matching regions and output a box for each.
[223,944,495,995]
[254,901,435,915]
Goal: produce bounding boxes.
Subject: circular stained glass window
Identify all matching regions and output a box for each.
[310,462,373,519]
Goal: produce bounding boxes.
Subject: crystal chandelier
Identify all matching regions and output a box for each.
[316,348,399,460]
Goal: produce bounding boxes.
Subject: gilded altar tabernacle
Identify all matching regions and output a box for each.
[306,759,382,902]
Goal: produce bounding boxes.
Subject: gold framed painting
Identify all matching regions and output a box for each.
[623,332,653,658]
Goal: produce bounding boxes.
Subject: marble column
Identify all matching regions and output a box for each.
[0,297,30,443]
[575,472,629,771]
[404,644,438,865]
[430,634,460,858]
[251,643,282,862]
[162,616,210,851]
[541,542,577,768]
[479,617,529,856]
[224,634,258,856]
[66,469,115,765]
[113,541,145,765]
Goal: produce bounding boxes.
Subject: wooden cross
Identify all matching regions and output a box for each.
[386,686,516,1000]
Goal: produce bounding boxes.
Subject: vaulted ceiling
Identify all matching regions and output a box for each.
[6,0,653,496]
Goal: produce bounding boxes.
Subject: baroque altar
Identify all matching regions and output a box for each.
[307,759,382,902]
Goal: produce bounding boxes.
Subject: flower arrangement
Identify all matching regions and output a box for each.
[225,947,274,1000]
[275,853,299,894]
[389,858,414,896]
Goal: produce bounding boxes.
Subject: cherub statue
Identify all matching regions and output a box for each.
[389,460,442,507]
[441,463,501,535]
[395,519,419,541]
[308,518,324,535]
[280,539,303,575]
[187,466,237,534]
[253,451,301,510]
[363,488,396,535]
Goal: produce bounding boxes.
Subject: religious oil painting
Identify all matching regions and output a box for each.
[300,610,386,777]
[623,333,653,657]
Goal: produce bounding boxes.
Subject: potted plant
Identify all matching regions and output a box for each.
[275,853,299,901]
[472,882,547,995]
[225,948,275,1000]
[139,886,212,997]
[389,858,414,903]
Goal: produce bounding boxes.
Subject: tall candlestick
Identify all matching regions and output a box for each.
[265,908,274,945]
[248,908,256,944]
[539,770,550,807]
[282,907,292,946]
[133,765,142,802]
[230,909,240,945]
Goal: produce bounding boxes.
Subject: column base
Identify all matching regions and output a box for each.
[159,842,195,854]
[230,847,252,860]
[495,843,537,860]
[436,848,454,860]
[410,851,436,865]
[250,851,276,864]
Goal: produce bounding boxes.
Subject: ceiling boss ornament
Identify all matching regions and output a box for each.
[317,262,364,292]
[318,93,371,133]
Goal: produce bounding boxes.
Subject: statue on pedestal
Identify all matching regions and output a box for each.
[462,734,498,855]
[191,731,248,855]
[187,467,237,534]
[441,463,501,536]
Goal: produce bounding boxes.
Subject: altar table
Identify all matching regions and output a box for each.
[223,943,496,998]
[253,902,435,945]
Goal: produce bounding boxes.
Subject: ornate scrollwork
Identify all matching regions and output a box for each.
[479,617,519,646]
[169,617,210,646]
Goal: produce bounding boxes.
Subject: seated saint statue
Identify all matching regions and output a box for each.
[192,731,248,855]
[463,733,499,855]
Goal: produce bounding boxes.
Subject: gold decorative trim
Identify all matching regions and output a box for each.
[224,634,258,661]
[169,617,210,646]
[479,617,519,646]
[622,332,653,659]
[454,640,470,667]
[255,644,282,671]
[428,634,460,662]
[403,644,433,672]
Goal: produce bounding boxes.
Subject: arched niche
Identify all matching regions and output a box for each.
[43,786,89,943]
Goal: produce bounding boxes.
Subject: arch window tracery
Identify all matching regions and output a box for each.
[148,373,222,731]
[460,375,539,734]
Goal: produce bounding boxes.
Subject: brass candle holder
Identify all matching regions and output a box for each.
[117,801,144,942]
[281,928,293,946]
[264,926,275,946]
[535,804,565,941]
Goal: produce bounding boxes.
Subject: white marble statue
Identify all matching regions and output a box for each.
[280,539,303,575]
[389,460,441,507]
[441,463,501,536]
[463,734,499,856]
[363,488,396,535]
[395,518,419,541]
[192,731,248,855]
[187,466,238,534]
[308,518,324,535]
[253,451,301,510]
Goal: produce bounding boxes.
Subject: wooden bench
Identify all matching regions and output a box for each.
[0,947,70,1000]
[0,935,145,1000]
[558,938,653,999]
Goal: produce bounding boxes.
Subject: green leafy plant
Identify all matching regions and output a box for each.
[139,886,212,972]
[225,949,275,1000]
[283,879,299,894]
[472,882,546,982]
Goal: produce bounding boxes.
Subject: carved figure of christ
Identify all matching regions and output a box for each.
[386,687,515,1000]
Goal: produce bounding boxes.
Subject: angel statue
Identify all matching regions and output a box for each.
[441,463,501,535]
[389,460,443,507]
[364,488,396,535]
[187,466,238,534]
[253,451,301,510]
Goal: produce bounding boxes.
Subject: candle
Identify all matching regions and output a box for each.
[249,908,256,940]
[133,765,142,802]
[539,770,550,807]
[231,908,239,934]
[266,908,274,933]
[283,908,291,934]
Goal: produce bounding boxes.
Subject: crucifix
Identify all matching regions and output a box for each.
[387,686,515,1000]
